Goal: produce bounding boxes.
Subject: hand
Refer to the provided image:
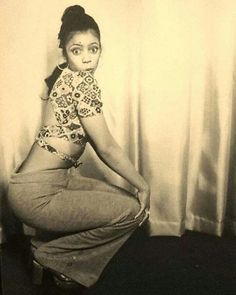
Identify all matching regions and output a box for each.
[135,187,150,219]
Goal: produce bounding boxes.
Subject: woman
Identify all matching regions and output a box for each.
[8,5,150,291]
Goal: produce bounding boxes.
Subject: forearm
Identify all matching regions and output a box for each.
[97,144,149,192]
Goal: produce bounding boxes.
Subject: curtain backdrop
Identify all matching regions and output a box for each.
[1,0,236,243]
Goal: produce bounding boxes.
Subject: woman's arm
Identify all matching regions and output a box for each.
[80,114,150,211]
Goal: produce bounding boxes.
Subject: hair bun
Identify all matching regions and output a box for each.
[61,5,85,22]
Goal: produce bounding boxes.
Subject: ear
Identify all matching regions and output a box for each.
[99,45,103,57]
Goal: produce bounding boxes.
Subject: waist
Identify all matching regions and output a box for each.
[36,125,87,165]
[17,141,85,174]
[37,136,84,168]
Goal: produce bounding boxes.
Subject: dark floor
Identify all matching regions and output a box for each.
[1,229,236,295]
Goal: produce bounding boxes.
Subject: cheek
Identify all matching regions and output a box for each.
[68,55,82,64]
[95,54,101,64]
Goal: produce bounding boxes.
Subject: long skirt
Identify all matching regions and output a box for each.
[7,167,147,287]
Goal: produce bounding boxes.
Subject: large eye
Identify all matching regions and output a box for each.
[72,48,81,55]
[89,46,99,54]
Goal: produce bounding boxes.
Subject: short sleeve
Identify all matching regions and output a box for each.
[73,72,103,118]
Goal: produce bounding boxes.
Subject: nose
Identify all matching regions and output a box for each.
[82,51,91,64]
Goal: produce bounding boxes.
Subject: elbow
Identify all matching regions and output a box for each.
[88,131,120,160]
[96,142,117,159]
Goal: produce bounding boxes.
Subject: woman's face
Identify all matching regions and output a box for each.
[64,29,101,73]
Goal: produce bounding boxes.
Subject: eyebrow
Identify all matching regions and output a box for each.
[70,42,99,47]
[89,42,99,46]
[70,43,83,47]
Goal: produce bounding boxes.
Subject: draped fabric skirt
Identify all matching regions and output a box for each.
[7,167,146,287]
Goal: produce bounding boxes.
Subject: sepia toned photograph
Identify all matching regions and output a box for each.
[0,1,236,294]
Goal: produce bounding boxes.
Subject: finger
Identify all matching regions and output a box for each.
[138,210,150,226]
[134,203,145,219]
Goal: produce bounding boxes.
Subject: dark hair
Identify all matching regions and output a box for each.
[58,5,101,54]
[44,62,67,95]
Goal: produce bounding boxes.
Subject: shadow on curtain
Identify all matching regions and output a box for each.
[226,65,236,233]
